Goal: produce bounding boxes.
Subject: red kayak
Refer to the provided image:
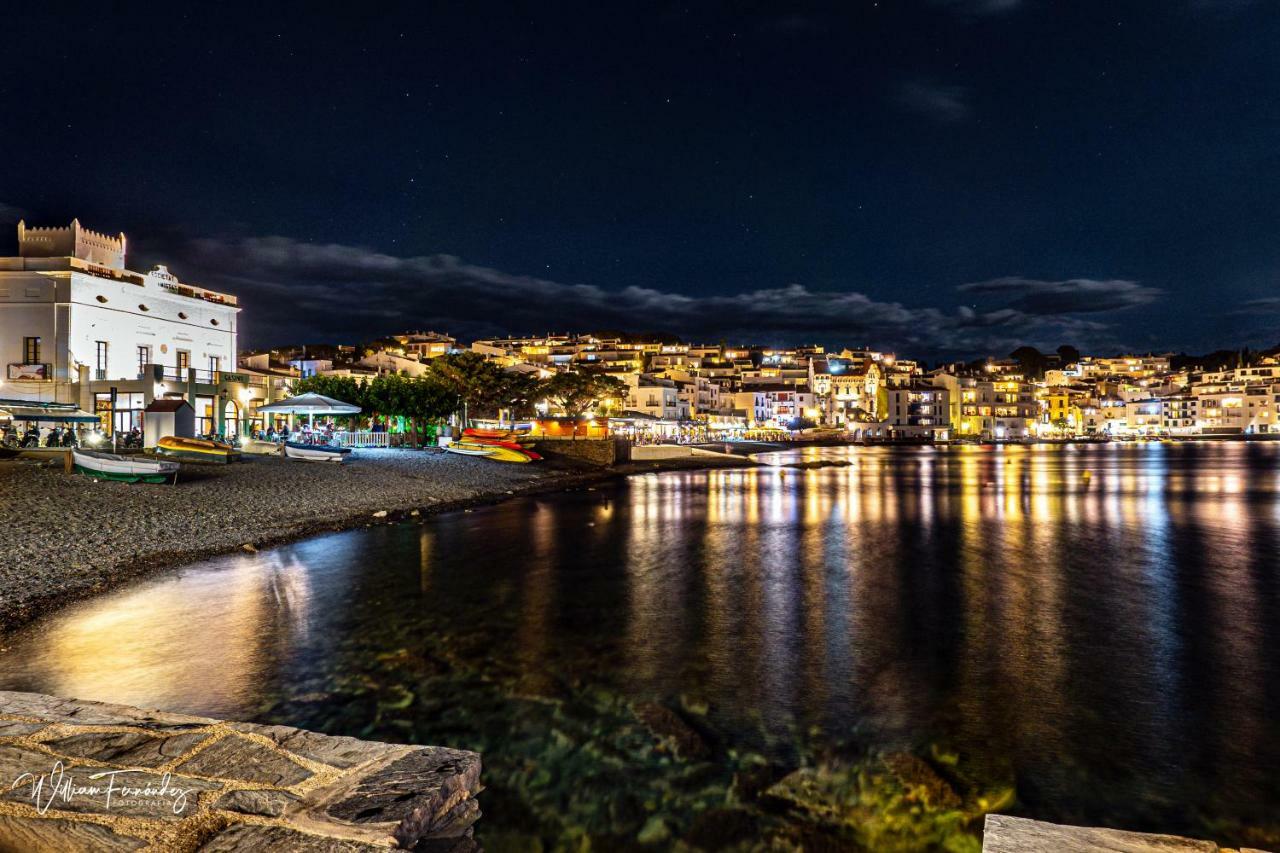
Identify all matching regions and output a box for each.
[464,428,525,439]
[457,436,542,460]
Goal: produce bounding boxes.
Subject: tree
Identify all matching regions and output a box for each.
[787,416,817,432]
[427,352,511,425]
[542,371,626,420]
[292,374,366,427]
[1009,346,1046,379]
[495,370,546,422]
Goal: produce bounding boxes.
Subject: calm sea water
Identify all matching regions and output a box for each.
[2,443,1278,849]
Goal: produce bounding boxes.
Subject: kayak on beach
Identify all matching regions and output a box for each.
[449,430,541,463]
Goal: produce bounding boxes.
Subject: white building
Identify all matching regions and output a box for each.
[0,218,254,436]
[623,373,686,420]
[885,384,951,439]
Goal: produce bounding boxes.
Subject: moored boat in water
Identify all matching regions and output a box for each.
[73,449,179,484]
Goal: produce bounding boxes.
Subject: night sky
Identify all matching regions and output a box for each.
[2,1,1278,358]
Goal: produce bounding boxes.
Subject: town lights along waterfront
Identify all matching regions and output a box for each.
[3,219,1279,445]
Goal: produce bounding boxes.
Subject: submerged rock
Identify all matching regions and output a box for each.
[762,752,999,852]
[882,752,961,810]
[682,807,759,850]
[634,702,711,761]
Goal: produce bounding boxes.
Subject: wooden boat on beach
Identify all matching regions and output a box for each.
[157,436,241,463]
[284,441,351,462]
[239,438,282,456]
[73,449,179,483]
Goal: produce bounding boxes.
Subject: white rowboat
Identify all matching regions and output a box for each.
[284,441,352,462]
[73,449,179,484]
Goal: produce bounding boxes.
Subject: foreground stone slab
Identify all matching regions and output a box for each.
[0,691,482,851]
[983,814,1267,853]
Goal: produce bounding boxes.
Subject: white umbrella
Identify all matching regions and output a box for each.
[256,392,360,428]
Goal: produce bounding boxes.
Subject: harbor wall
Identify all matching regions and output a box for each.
[531,437,626,466]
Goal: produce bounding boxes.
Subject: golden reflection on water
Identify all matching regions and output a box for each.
[18,548,317,714]
[0,442,1275,781]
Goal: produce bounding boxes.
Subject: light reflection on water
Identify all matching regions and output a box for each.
[0,442,1278,843]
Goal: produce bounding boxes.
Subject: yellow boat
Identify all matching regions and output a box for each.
[157,435,241,463]
[452,439,534,463]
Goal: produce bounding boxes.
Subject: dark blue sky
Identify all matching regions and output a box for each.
[2,1,1277,357]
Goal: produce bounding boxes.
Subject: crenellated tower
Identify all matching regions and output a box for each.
[17,218,127,270]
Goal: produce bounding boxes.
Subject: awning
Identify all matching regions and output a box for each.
[0,406,101,423]
[256,392,361,415]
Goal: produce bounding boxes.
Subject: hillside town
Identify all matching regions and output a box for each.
[3,218,1279,445]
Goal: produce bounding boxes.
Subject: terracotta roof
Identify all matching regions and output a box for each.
[145,398,193,412]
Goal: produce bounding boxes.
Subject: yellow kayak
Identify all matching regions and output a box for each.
[157,435,241,463]
[453,439,534,463]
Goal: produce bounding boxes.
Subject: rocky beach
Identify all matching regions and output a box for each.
[0,448,754,633]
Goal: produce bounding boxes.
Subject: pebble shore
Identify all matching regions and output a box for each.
[0,449,605,632]
[0,448,757,633]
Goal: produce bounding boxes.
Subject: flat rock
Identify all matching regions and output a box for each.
[229,721,412,769]
[176,733,313,786]
[0,814,146,852]
[215,788,302,818]
[0,690,484,851]
[0,691,214,730]
[0,720,47,738]
[983,815,1221,853]
[42,730,209,767]
[321,746,482,847]
[0,744,221,820]
[198,823,385,852]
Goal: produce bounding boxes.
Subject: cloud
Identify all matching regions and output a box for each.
[151,234,1159,360]
[0,203,26,224]
[957,277,1162,315]
[930,0,1024,16]
[894,81,971,123]
[1232,296,1280,315]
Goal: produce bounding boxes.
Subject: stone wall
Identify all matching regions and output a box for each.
[0,691,482,851]
[530,437,625,466]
